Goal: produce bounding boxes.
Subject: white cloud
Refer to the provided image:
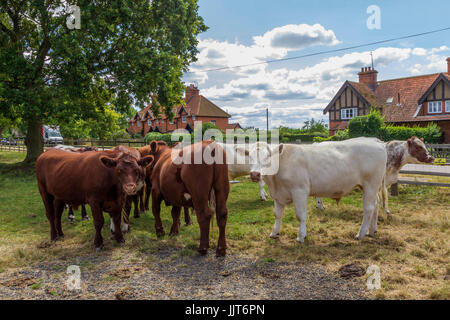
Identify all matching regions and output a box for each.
[253,24,341,50]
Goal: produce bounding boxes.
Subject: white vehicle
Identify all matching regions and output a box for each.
[43,125,63,145]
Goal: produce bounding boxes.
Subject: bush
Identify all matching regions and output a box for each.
[380,124,442,143]
[313,129,349,142]
[348,109,384,138]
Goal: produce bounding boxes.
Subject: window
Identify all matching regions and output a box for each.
[192,115,196,121]
[182,115,186,123]
[341,108,358,120]
[428,101,442,113]
[148,120,151,126]
[137,121,141,127]
[446,100,450,113]
[155,120,159,125]
[161,119,164,124]
[211,120,216,125]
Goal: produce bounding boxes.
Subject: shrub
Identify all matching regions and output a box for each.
[348,109,384,138]
[313,129,349,142]
[379,124,442,143]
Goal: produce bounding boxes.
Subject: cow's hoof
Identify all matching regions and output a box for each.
[56,235,65,241]
[269,232,279,239]
[115,238,125,245]
[260,197,267,201]
[169,231,179,237]
[121,224,129,233]
[355,233,365,240]
[95,245,104,252]
[197,248,208,256]
[386,210,391,215]
[134,214,140,219]
[156,229,165,237]
[140,209,145,214]
[216,248,226,257]
[82,216,90,221]
[185,221,193,226]
[296,236,305,243]
[68,217,74,223]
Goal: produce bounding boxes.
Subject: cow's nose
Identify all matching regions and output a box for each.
[124,183,137,195]
[250,171,261,182]
[428,156,435,163]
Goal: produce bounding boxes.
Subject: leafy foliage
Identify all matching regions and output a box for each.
[0,0,207,161]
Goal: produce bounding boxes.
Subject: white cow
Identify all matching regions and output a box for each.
[217,142,268,201]
[241,138,387,242]
[314,136,434,215]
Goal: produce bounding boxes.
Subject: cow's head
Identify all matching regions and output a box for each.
[407,136,434,164]
[100,153,154,196]
[237,142,283,182]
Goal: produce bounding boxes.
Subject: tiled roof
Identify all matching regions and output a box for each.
[344,73,450,122]
[131,94,230,121]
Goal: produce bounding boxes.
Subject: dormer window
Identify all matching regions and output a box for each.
[428,101,442,113]
[341,108,358,120]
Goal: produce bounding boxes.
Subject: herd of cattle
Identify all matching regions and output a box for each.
[35,136,434,256]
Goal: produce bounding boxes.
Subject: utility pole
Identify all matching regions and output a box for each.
[266,107,269,132]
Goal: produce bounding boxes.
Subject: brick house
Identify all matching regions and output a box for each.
[323,57,450,143]
[128,85,238,135]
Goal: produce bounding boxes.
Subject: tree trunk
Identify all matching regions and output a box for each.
[24,117,43,163]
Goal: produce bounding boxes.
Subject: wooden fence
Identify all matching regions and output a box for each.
[390,164,450,195]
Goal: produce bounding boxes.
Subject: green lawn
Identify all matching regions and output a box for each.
[0,151,448,299]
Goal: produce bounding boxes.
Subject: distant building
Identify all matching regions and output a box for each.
[128,85,238,135]
[323,57,450,143]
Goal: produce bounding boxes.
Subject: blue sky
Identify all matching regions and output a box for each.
[182,0,450,128]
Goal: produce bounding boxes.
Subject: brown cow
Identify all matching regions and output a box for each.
[139,142,193,226]
[149,140,229,256]
[36,148,153,250]
[52,145,99,222]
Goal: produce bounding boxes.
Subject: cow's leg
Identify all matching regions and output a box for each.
[381,185,390,215]
[258,180,268,201]
[169,206,182,235]
[357,187,378,240]
[315,197,325,211]
[270,200,285,239]
[54,200,65,239]
[90,204,105,250]
[111,210,125,245]
[118,196,131,234]
[41,192,57,241]
[195,205,211,255]
[68,205,75,222]
[214,189,228,257]
[133,195,140,218]
[184,207,193,225]
[81,205,89,221]
[151,190,165,237]
[139,188,145,214]
[292,191,308,243]
[368,197,379,237]
[144,183,151,211]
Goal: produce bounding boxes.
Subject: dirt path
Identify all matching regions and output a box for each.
[0,248,369,300]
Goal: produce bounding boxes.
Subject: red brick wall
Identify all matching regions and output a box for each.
[328,120,349,136]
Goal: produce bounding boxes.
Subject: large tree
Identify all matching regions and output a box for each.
[0,0,207,162]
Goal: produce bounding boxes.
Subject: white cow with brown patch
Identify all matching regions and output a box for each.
[315,136,434,215]
[242,138,387,242]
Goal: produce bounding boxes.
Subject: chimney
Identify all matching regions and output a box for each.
[185,84,199,102]
[447,57,450,74]
[358,66,378,91]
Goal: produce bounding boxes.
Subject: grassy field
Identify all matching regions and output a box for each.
[0,151,449,300]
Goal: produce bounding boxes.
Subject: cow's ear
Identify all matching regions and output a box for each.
[138,155,154,167]
[407,138,412,146]
[100,156,117,168]
[420,137,424,142]
[270,144,283,155]
[150,141,158,153]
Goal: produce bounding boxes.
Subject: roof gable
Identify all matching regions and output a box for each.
[323,81,370,114]
[418,73,450,104]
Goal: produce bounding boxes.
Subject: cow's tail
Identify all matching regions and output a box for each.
[209,188,216,230]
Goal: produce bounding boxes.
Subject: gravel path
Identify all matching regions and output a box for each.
[0,248,369,300]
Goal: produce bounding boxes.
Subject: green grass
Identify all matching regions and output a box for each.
[0,151,449,300]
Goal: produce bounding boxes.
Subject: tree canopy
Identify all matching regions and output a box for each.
[0,0,207,162]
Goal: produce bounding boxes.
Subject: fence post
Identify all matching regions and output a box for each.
[390,183,398,196]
